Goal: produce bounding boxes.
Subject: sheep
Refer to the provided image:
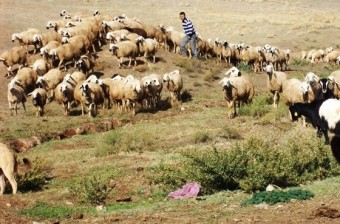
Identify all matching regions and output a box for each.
[11,28,40,54]
[7,81,26,115]
[301,51,307,60]
[54,81,75,116]
[105,29,130,43]
[108,78,126,111]
[46,20,67,32]
[310,49,325,64]
[337,56,340,66]
[324,50,340,65]
[264,64,287,108]
[135,36,159,63]
[109,41,139,68]
[219,76,255,119]
[237,45,264,73]
[164,26,185,54]
[32,58,50,76]
[100,21,126,37]
[0,143,30,195]
[75,54,96,76]
[163,70,184,106]
[74,82,105,117]
[328,70,340,99]
[0,46,28,77]
[142,73,163,109]
[306,49,316,62]
[288,100,329,144]
[319,98,340,136]
[283,79,317,106]
[123,77,144,115]
[36,68,64,100]
[27,88,47,117]
[196,37,213,59]
[64,71,86,87]
[40,41,61,60]
[225,66,241,77]
[10,67,38,94]
[32,31,62,48]
[61,35,92,54]
[49,43,80,71]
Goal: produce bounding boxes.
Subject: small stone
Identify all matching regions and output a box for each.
[180,107,185,111]
[254,203,269,210]
[6,203,11,207]
[65,200,73,205]
[266,184,275,192]
[96,205,107,212]
[73,213,84,219]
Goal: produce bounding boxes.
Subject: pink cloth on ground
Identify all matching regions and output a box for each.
[168,182,201,199]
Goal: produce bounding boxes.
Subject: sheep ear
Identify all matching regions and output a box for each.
[0,57,5,61]
[27,92,32,96]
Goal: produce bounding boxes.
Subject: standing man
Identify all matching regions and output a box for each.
[179,12,198,59]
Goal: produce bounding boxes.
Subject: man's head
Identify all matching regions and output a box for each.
[179,12,186,21]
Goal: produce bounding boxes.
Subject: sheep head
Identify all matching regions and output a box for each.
[109,44,118,53]
[93,10,100,17]
[304,72,319,84]
[225,67,241,77]
[32,34,42,43]
[163,74,170,82]
[300,82,310,95]
[219,78,232,88]
[265,64,274,75]
[60,83,68,92]
[36,76,45,85]
[60,10,68,17]
[46,21,56,29]
[11,33,20,42]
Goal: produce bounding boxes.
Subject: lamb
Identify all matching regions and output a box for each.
[219,76,255,119]
[288,100,329,144]
[0,143,30,195]
[32,58,50,76]
[11,28,40,54]
[264,64,287,108]
[40,41,61,60]
[7,81,26,115]
[32,31,62,48]
[0,46,28,77]
[27,88,47,117]
[109,41,139,68]
[75,54,96,76]
[163,70,184,106]
[10,67,38,94]
[319,98,340,136]
[36,68,64,100]
[135,36,159,63]
[54,81,75,116]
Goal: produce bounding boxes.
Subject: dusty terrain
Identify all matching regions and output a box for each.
[0,0,340,223]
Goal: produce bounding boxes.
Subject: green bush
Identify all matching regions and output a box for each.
[148,130,340,195]
[243,189,314,205]
[237,63,252,73]
[240,92,273,118]
[17,157,49,192]
[193,131,211,143]
[70,175,113,205]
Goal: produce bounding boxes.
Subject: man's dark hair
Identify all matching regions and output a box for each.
[179,12,186,16]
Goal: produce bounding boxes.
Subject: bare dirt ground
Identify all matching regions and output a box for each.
[1,0,340,223]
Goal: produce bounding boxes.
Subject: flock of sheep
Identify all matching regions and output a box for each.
[1,9,340,143]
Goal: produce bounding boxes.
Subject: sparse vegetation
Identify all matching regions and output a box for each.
[20,202,82,219]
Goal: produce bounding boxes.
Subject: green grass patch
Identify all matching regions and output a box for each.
[240,92,273,118]
[243,189,314,205]
[20,202,82,219]
[290,57,309,66]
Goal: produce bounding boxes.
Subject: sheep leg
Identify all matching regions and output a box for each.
[0,175,5,195]
[118,58,122,68]
[14,102,18,115]
[81,102,85,116]
[3,168,17,194]
[273,92,279,108]
[227,101,234,119]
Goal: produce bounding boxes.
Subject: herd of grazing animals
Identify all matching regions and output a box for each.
[1,9,340,194]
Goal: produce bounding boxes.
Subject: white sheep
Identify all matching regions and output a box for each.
[310,49,325,64]
[64,71,86,87]
[46,20,67,32]
[319,98,340,132]
[109,41,139,68]
[324,50,340,65]
[123,77,144,115]
[164,26,185,54]
[32,58,50,76]
[49,43,80,71]
[0,46,28,77]
[135,36,159,63]
[219,76,255,119]
[27,88,47,117]
[282,79,315,106]
[36,68,64,100]
[163,70,183,106]
[265,64,287,108]
[7,81,26,115]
